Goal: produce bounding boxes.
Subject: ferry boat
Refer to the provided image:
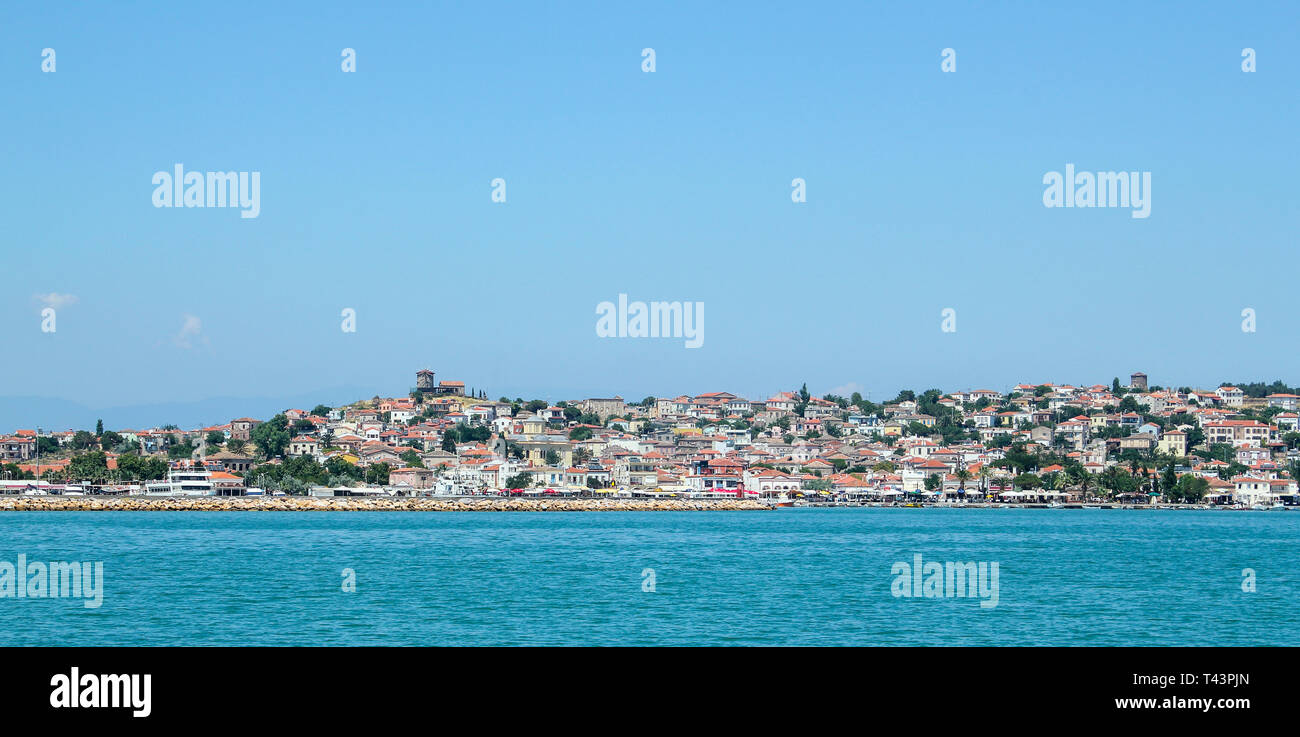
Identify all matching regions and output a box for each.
[142,470,216,496]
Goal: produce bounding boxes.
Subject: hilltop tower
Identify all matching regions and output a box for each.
[416,369,436,392]
[1130,372,1148,391]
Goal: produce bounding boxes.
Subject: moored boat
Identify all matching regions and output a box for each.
[142,470,216,497]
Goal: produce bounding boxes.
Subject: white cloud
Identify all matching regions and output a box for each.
[34,292,78,309]
[831,382,865,397]
[173,313,205,349]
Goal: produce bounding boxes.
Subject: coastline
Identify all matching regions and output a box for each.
[1,496,1281,512]
[0,496,771,512]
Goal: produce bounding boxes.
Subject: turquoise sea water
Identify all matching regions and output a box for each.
[0,508,1296,646]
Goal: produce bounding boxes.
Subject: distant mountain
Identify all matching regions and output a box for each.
[0,386,376,432]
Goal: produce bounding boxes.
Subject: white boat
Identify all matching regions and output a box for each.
[1047,501,1065,509]
[143,470,215,496]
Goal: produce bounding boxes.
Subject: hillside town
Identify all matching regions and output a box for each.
[3,370,1300,508]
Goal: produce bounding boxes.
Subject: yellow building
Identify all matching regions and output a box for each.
[1157,430,1187,457]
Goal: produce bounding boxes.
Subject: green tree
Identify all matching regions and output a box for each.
[954,469,971,494]
[68,451,110,482]
[1098,466,1138,498]
[364,463,391,485]
[1012,473,1042,490]
[251,414,291,458]
[326,456,364,481]
[1161,462,1177,498]
[1174,474,1209,503]
[70,430,96,450]
[279,456,329,485]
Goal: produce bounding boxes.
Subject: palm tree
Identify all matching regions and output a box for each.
[993,475,1010,497]
[1078,471,1095,500]
[955,469,971,498]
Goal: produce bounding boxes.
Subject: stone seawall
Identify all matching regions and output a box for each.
[0,496,771,512]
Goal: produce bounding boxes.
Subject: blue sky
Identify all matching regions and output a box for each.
[2,1,1297,427]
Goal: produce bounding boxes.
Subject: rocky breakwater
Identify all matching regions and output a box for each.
[0,496,771,512]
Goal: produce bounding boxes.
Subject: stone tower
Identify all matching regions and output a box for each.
[416,369,435,392]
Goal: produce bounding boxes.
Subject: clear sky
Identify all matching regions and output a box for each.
[2,2,1297,426]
